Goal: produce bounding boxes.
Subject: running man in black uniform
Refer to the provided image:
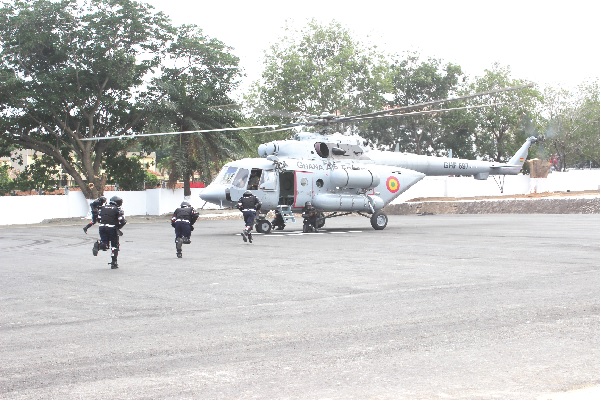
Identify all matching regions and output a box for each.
[237,190,261,243]
[92,196,126,269]
[171,201,199,258]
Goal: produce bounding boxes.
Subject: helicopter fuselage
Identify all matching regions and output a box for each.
[198,156,425,214]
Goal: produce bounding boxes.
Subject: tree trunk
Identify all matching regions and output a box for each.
[183,171,191,197]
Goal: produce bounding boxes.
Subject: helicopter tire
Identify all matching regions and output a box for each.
[370,211,388,230]
[255,219,272,234]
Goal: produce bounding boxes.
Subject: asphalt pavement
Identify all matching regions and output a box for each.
[0,214,599,399]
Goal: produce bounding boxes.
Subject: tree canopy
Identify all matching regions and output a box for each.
[0,0,243,198]
[246,20,390,123]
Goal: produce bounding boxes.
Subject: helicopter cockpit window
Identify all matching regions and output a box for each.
[259,170,276,190]
[219,166,238,185]
[232,168,249,188]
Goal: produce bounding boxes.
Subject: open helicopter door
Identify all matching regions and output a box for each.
[278,171,295,206]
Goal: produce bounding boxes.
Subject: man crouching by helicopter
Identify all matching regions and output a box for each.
[302,201,319,233]
[92,196,126,269]
[171,201,199,258]
[237,190,261,243]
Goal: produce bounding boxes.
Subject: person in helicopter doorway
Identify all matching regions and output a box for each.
[92,196,126,269]
[83,196,106,234]
[302,201,319,233]
[237,190,261,243]
[171,201,199,258]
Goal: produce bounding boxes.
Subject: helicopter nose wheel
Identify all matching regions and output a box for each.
[255,219,272,234]
[370,211,388,230]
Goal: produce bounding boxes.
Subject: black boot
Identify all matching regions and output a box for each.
[83,223,92,234]
[110,256,118,269]
[92,240,100,256]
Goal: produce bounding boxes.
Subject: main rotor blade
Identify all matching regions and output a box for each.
[343,102,506,123]
[81,124,280,141]
[338,84,533,122]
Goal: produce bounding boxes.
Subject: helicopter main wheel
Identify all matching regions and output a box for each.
[255,219,272,234]
[370,211,388,230]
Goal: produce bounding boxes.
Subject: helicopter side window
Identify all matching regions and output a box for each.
[219,166,238,185]
[259,170,276,190]
[232,168,249,188]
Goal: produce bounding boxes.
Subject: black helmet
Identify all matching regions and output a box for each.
[181,201,191,208]
[109,196,123,206]
[243,190,253,196]
[305,201,312,207]
[98,196,106,204]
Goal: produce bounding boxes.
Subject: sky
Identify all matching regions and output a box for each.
[143,0,598,96]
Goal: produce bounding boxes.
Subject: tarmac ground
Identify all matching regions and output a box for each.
[0,213,599,399]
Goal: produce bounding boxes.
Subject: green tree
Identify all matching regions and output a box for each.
[0,0,173,198]
[11,154,61,192]
[246,19,390,132]
[364,53,467,155]
[0,0,243,199]
[0,164,12,195]
[576,80,601,168]
[144,170,159,189]
[466,64,542,162]
[143,24,246,195]
[541,80,600,170]
[102,154,147,191]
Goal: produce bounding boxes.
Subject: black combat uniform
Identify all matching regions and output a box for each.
[302,201,319,232]
[92,196,126,269]
[171,201,199,258]
[237,190,261,243]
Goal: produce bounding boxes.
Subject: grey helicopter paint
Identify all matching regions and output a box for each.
[199,129,537,232]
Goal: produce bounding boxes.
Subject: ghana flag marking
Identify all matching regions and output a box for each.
[386,176,400,193]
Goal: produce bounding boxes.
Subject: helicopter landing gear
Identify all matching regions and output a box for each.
[370,210,388,230]
[255,219,272,234]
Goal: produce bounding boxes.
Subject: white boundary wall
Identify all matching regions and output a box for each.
[393,169,600,202]
[0,170,599,226]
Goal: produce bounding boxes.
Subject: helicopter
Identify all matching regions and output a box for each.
[197,86,540,232]
[82,85,539,232]
[198,128,538,233]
